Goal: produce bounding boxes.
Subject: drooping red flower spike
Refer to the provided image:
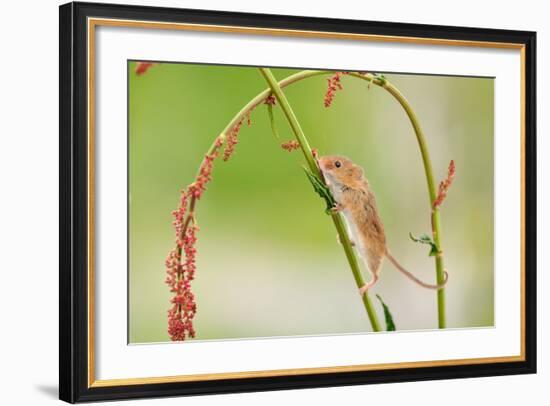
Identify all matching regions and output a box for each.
[324,72,345,108]
[223,119,243,161]
[165,98,262,340]
[433,160,456,210]
[135,62,158,76]
[166,224,198,341]
[165,135,224,341]
[281,140,300,152]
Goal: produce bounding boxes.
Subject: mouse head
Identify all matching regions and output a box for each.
[318,155,364,187]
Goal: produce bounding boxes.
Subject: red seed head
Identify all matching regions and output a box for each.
[135,62,157,76]
[264,94,276,106]
[433,160,456,209]
[281,140,300,152]
[324,72,344,108]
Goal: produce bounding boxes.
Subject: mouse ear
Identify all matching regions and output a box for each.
[349,165,363,180]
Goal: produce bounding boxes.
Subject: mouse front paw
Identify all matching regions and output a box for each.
[330,203,344,213]
[336,233,356,246]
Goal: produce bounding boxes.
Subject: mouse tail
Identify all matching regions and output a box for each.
[386,250,448,290]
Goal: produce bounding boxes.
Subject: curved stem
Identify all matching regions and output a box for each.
[378,82,446,328]
[220,70,328,136]
[258,70,317,173]
[218,69,446,329]
[259,68,382,332]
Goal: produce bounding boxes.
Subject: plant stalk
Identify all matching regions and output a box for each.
[379,82,447,329]
[217,69,446,329]
[259,67,382,332]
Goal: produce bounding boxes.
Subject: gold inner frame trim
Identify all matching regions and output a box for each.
[90,355,524,388]
[87,17,527,388]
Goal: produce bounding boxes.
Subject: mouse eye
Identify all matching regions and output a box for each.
[334,161,341,168]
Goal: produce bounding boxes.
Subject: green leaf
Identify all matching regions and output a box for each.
[409,232,439,257]
[267,102,280,140]
[376,294,396,331]
[303,167,336,214]
[374,73,387,85]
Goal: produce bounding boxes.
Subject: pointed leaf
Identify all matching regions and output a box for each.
[376,294,396,331]
[374,73,387,85]
[409,232,439,257]
[303,167,336,214]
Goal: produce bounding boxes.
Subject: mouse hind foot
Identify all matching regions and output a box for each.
[358,274,379,296]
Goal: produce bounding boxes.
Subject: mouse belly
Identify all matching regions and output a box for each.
[341,210,371,271]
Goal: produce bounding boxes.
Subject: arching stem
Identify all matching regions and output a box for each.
[214,69,446,329]
[259,67,382,332]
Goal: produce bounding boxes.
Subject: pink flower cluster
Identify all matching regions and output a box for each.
[165,136,224,341]
[165,223,198,341]
[433,160,456,209]
[223,121,242,162]
[281,140,300,152]
[190,137,224,199]
[264,94,276,106]
[222,112,250,162]
[324,72,344,108]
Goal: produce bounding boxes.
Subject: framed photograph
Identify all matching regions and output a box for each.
[59,1,536,403]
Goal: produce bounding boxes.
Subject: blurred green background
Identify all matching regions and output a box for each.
[128,62,494,344]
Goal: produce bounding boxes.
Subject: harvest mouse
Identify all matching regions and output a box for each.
[318,155,448,295]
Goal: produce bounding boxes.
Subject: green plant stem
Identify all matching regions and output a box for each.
[258,69,317,173]
[220,70,327,136]
[217,69,446,329]
[379,82,446,328]
[259,67,382,332]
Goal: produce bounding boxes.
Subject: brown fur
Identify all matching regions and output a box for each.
[318,155,448,292]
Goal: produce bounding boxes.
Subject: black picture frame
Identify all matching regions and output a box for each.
[59,1,537,403]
